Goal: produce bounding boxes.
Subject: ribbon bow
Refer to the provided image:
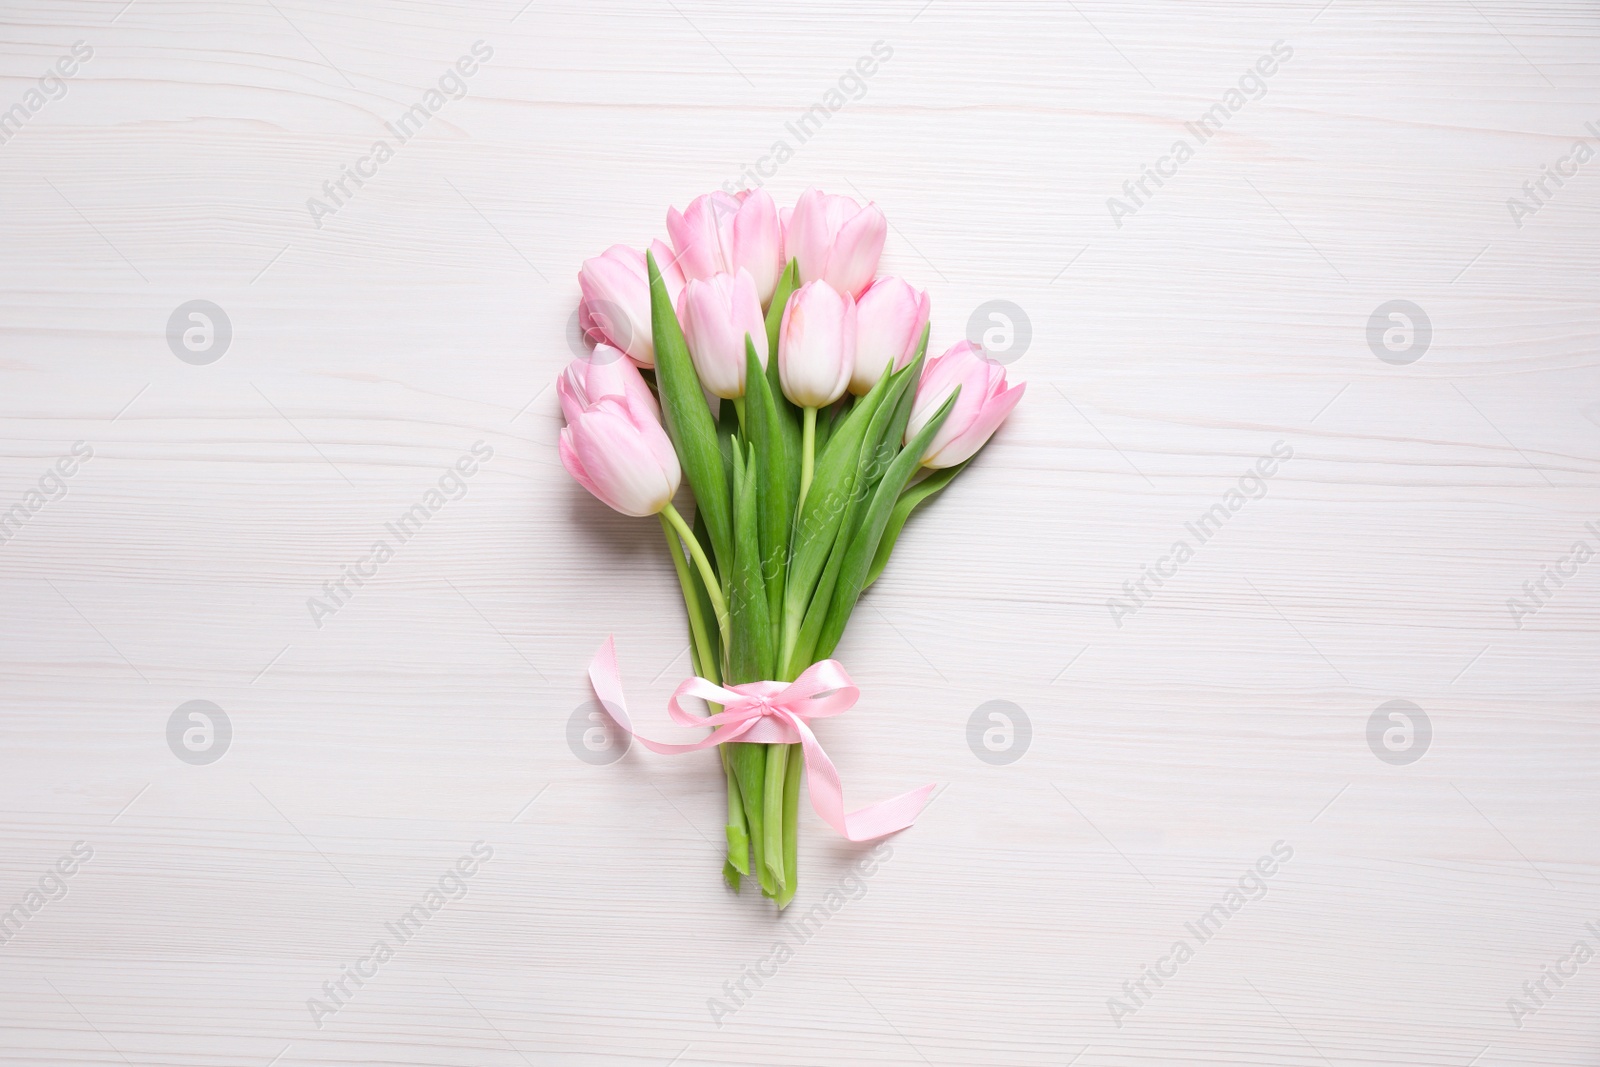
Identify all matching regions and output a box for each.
[587,637,935,842]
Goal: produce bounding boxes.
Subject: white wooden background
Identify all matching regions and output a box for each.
[2,1,1597,1064]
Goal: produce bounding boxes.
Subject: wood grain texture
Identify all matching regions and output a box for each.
[2,1,1598,1063]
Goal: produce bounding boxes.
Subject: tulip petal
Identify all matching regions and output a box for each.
[558,426,604,502]
[562,349,660,424]
[852,277,929,395]
[929,380,1025,468]
[785,188,832,285]
[731,189,783,303]
[778,280,853,408]
[826,203,887,297]
[667,197,732,281]
[570,402,677,517]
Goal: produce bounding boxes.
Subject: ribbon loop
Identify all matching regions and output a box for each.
[586,636,935,842]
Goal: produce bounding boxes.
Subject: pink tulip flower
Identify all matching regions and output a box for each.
[557,346,659,424]
[667,190,784,306]
[783,188,886,298]
[906,341,1026,468]
[850,276,930,395]
[577,241,684,367]
[560,393,681,518]
[677,269,768,400]
[778,280,855,409]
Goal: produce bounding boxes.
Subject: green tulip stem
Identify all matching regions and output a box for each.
[661,511,747,884]
[721,747,749,883]
[799,406,817,507]
[762,742,788,894]
[661,502,729,651]
[778,407,818,678]
[659,512,715,686]
[775,741,803,909]
[731,394,746,432]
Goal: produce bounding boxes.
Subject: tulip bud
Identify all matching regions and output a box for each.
[906,341,1026,468]
[778,280,855,409]
[677,269,768,400]
[557,347,660,424]
[850,276,930,395]
[667,190,784,306]
[577,241,684,367]
[783,188,886,298]
[559,396,682,517]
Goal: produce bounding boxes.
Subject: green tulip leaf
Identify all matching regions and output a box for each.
[814,386,961,661]
[779,367,896,664]
[785,344,925,671]
[743,337,796,638]
[648,250,731,579]
[864,459,970,590]
[763,259,798,402]
[762,259,802,456]
[728,442,774,684]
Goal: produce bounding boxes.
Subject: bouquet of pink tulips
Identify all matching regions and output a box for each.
[560,187,1024,907]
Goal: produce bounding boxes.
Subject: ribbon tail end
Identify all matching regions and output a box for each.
[839,782,939,842]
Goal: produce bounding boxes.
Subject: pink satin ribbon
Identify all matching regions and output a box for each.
[587,637,935,842]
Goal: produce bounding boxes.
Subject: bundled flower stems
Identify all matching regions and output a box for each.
[559,188,1025,907]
